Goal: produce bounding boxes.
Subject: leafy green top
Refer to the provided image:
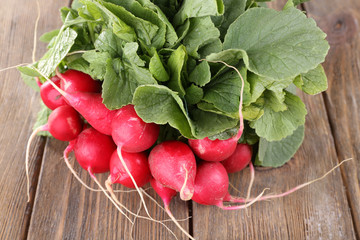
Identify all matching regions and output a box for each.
[19,0,329,167]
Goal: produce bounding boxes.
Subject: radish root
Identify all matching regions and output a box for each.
[231,158,353,203]
[219,188,268,210]
[87,168,133,224]
[25,124,48,202]
[179,165,191,201]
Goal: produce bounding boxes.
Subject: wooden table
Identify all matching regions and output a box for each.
[0,0,359,239]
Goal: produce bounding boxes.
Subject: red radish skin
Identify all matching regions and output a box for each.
[48,105,83,141]
[188,137,238,162]
[109,149,151,188]
[192,162,262,210]
[149,141,196,201]
[58,69,101,93]
[65,92,117,135]
[192,162,229,205]
[111,105,160,152]
[221,143,252,173]
[73,127,116,173]
[150,178,177,207]
[39,76,67,110]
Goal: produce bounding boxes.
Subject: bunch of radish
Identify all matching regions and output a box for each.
[26,68,261,238]
[25,66,351,239]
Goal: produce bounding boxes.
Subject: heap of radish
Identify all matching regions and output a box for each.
[20,0,336,238]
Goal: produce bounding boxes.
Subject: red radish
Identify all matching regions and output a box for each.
[47,105,83,141]
[149,141,196,201]
[108,149,151,188]
[57,69,101,93]
[192,161,261,209]
[72,127,116,173]
[221,143,252,173]
[39,71,117,135]
[188,137,238,162]
[111,105,160,152]
[39,76,67,110]
[25,105,83,201]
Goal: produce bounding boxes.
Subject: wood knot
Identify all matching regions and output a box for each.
[326,11,358,44]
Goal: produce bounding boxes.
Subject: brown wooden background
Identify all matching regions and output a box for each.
[0,0,359,239]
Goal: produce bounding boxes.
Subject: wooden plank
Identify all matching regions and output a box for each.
[304,0,360,237]
[192,1,357,239]
[0,0,61,239]
[27,139,189,239]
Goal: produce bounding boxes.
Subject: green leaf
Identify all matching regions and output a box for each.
[102,43,157,109]
[213,0,247,40]
[197,102,239,119]
[102,58,133,109]
[223,7,329,80]
[33,102,52,137]
[38,28,77,77]
[82,0,136,42]
[20,72,40,92]
[190,108,239,138]
[173,0,224,26]
[94,29,123,57]
[133,0,179,46]
[242,96,265,121]
[185,84,203,105]
[183,17,220,58]
[294,65,328,95]
[206,49,249,68]
[39,29,60,43]
[198,38,223,58]
[149,51,169,82]
[82,50,111,80]
[250,91,307,141]
[256,125,304,167]
[103,0,163,48]
[167,45,187,97]
[203,66,250,114]
[133,85,194,138]
[188,61,211,87]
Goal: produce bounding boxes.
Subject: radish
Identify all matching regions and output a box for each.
[111,105,160,153]
[149,141,197,201]
[47,105,83,141]
[25,105,83,201]
[188,137,238,162]
[221,143,252,173]
[71,127,116,173]
[37,70,117,135]
[39,76,67,110]
[109,105,159,225]
[107,149,151,188]
[192,161,262,209]
[57,69,101,93]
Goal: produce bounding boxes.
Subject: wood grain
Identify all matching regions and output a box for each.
[27,139,189,240]
[192,1,357,239]
[0,0,61,239]
[304,0,360,237]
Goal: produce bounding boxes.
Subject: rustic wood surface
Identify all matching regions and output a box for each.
[0,0,358,240]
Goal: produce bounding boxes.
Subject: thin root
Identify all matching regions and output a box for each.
[87,168,134,224]
[231,158,353,203]
[105,178,178,239]
[25,124,48,202]
[219,188,268,210]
